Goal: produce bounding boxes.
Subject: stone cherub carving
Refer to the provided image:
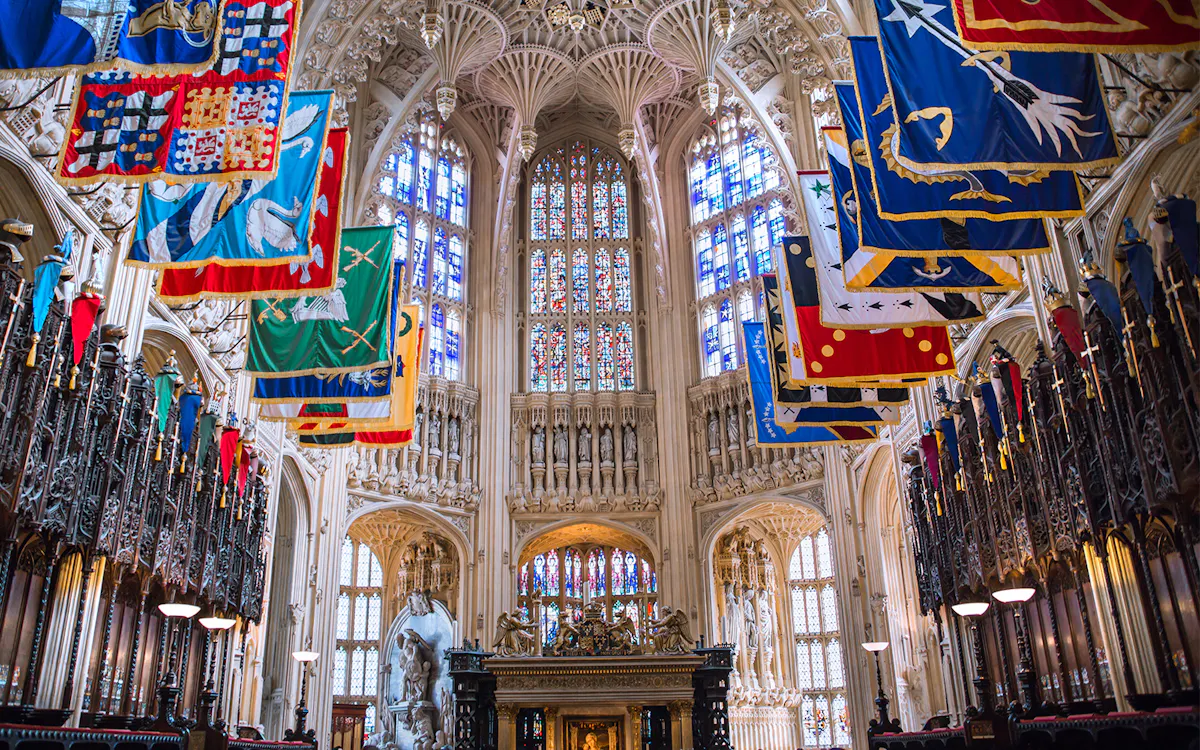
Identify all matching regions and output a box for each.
[492,611,536,656]
[649,607,694,654]
[407,589,433,617]
[400,629,433,703]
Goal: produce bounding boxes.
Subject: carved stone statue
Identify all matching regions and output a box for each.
[721,583,741,642]
[531,427,546,465]
[742,594,758,650]
[492,611,536,656]
[413,409,423,445]
[726,407,739,445]
[553,426,568,464]
[600,426,614,463]
[758,589,774,654]
[623,426,637,462]
[400,630,433,703]
[407,589,433,616]
[649,607,693,654]
[428,412,442,451]
[708,413,720,452]
[578,425,591,462]
[448,418,460,455]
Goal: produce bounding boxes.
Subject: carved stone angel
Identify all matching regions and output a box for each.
[649,607,694,655]
[492,611,536,656]
[400,630,433,703]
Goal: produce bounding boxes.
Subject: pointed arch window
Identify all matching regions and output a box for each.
[688,104,789,375]
[527,140,636,393]
[335,536,384,703]
[519,542,658,647]
[375,108,470,381]
[789,527,850,749]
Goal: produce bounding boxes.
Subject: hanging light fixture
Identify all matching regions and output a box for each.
[712,0,736,42]
[436,83,458,120]
[158,602,201,619]
[520,125,538,161]
[699,76,720,115]
[992,587,1036,604]
[950,601,990,617]
[421,0,444,48]
[618,127,637,160]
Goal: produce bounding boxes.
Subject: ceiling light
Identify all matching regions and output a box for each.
[861,641,889,652]
[699,77,720,115]
[292,650,320,662]
[618,127,637,159]
[992,587,1036,604]
[199,616,237,630]
[158,603,201,618]
[951,601,990,617]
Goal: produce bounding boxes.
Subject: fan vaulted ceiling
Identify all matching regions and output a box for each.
[294,0,854,136]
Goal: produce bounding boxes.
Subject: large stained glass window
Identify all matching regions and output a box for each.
[790,528,849,749]
[527,140,636,393]
[334,538,383,714]
[688,104,788,377]
[374,107,470,382]
[518,542,658,648]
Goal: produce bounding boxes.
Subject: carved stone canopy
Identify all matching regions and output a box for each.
[518,522,653,568]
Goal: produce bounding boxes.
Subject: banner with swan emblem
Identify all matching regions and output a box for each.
[128,89,330,269]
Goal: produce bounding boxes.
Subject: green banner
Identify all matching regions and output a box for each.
[246,226,394,376]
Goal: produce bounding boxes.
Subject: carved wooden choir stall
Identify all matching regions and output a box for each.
[0,223,294,750]
[878,208,1200,748]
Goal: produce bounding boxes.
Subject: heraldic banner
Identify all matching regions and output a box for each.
[821,131,1025,293]
[57,0,299,187]
[831,84,1052,257]
[789,182,986,327]
[874,0,1119,171]
[0,0,228,75]
[129,89,331,269]
[247,225,395,377]
[156,127,349,301]
[951,0,1200,53]
[847,36,1084,221]
[743,321,879,446]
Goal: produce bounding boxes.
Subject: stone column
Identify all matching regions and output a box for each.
[668,700,692,750]
[627,705,643,750]
[546,707,559,750]
[497,703,517,750]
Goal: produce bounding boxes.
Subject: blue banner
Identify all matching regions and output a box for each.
[874,0,1119,171]
[0,0,225,75]
[744,321,879,445]
[834,83,1051,258]
[129,89,331,268]
[824,138,1025,293]
[848,37,1084,221]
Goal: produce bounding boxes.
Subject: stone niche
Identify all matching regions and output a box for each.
[384,598,456,750]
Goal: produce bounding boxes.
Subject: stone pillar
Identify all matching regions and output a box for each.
[627,705,643,750]
[497,703,517,750]
[667,701,690,750]
[546,706,559,750]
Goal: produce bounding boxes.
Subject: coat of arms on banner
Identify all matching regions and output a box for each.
[57,0,298,186]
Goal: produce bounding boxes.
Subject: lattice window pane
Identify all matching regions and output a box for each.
[834,694,851,746]
[796,640,812,690]
[340,538,354,586]
[800,537,816,580]
[814,695,831,746]
[354,595,368,640]
[790,585,805,635]
[530,323,548,391]
[806,588,820,637]
[801,697,817,746]
[367,593,382,640]
[822,584,839,633]
[365,648,379,696]
[365,703,377,734]
[573,323,591,391]
[572,247,590,313]
[356,545,371,587]
[817,529,833,578]
[811,640,826,688]
[827,639,844,688]
[336,594,350,640]
[350,648,365,695]
[334,648,347,696]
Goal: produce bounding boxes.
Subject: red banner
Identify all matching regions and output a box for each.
[156,128,349,302]
[69,294,103,365]
[57,0,300,187]
[953,0,1200,52]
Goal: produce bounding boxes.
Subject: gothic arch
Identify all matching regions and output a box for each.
[513,518,659,570]
[345,499,472,570]
[141,319,227,395]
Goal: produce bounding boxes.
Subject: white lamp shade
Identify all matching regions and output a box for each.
[292,650,320,662]
[158,603,201,618]
[951,602,991,617]
[199,616,237,630]
[861,641,890,652]
[992,587,1036,604]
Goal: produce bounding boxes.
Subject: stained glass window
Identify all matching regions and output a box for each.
[373,110,470,381]
[689,104,788,374]
[365,704,377,734]
[429,304,445,378]
[790,527,850,748]
[530,249,547,313]
[527,140,635,393]
[719,300,736,370]
[573,323,591,391]
[549,324,568,392]
[336,538,384,701]
[519,542,656,643]
[573,247,589,313]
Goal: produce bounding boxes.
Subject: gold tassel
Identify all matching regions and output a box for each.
[220,487,227,509]
[25,333,38,367]
[956,472,963,492]
[154,433,163,461]
[179,453,187,474]
[1018,423,1025,443]
[196,476,204,492]
[1085,380,1095,399]
[935,493,942,516]
[68,365,78,390]
[999,449,1007,471]
[53,368,60,389]
[1149,316,1161,348]
[237,500,243,522]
